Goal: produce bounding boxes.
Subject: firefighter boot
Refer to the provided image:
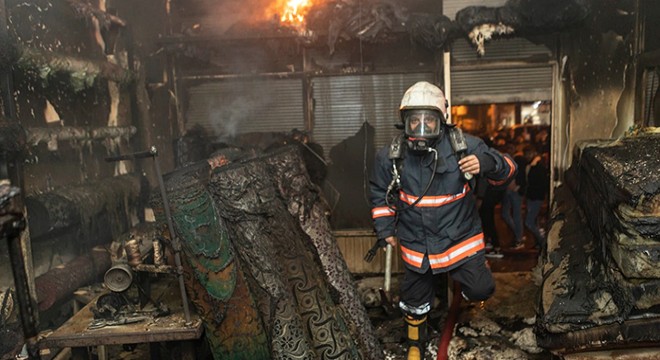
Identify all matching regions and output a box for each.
[405,314,427,360]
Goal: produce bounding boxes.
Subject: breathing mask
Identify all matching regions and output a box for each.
[403,109,443,152]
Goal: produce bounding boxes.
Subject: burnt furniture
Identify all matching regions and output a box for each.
[38,280,202,360]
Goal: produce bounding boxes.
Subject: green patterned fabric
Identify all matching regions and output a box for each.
[164,164,270,360]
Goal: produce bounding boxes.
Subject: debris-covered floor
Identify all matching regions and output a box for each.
[92,270,552,360]
[360,267,554,360]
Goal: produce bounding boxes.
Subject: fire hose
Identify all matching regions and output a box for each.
[436,281,462,360]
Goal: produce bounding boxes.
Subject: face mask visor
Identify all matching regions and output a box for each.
[404,110,441,139]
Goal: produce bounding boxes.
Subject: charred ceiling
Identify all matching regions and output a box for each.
[166,0,594,63]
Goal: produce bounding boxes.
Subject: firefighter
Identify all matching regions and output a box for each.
[369,81,516,360]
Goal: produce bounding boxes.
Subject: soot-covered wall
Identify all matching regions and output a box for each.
[558,0,653,163]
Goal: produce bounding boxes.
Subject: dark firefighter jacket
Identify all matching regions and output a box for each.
[369,132,516,274]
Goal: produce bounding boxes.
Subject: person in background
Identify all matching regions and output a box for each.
[534,128,550,154]
[501,145,527,250]
[523,146,549,249]
[369,81,516,360]
[477,176,506,258]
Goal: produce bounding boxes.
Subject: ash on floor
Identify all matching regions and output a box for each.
[360,270,554,360]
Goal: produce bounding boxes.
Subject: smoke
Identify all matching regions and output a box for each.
[202,79,277,142]
[211,95,252,138]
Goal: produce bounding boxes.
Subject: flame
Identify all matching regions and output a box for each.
[278,0,312,29]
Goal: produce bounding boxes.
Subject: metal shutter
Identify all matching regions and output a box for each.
[443,0,554,105]
[452,37,552,62]
[185,78,304,137]
[312,73,434,153]
[443,0,508,20]
[451,66,553,104]
[645,68,658,125]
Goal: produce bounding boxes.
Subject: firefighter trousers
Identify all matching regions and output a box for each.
[399,252,495,316]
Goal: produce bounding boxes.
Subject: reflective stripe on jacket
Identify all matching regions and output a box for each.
[369,132,516,274]
[401,232,485,269]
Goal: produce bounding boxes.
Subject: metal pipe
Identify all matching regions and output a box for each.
[443,51,451,124]
[299,141,328,165]
[150,146,191,323]
[383,244,392,294]
[180,71,303,81]
[105,149,154,162]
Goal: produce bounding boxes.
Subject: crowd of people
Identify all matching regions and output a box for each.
[476,125,551,257]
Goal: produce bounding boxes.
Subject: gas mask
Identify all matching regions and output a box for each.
[403,109,443,152]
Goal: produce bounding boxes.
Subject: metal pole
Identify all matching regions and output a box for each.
[2,189,40,359]
[149,146,191,323]
[383,244,392,294]
[443,51,451,125]
[104,147,191,322]
[0,0,17,120]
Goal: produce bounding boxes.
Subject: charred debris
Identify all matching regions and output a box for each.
[163,0,592,58]
[538,130,660,353]
[1,0,659,359]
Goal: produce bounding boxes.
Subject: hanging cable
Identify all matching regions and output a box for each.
[359,0,370,207]
[363,119,372,207]
[359,0,364,72]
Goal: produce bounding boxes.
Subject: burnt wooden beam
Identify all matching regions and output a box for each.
[539,316,660,353]
[25,125,137,146]
[34,247,112,312]
[158,28,408,47]
[157,33,306,45]
[24,174,144,241]
[17,47,134,85]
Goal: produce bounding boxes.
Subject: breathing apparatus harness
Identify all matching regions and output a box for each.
[384,125,472,212]
[384,132,438,212]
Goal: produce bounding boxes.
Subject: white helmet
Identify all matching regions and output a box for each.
[399,82,448,151]
[399,81,447,117]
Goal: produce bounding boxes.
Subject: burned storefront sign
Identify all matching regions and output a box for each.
[538,130,660,353]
